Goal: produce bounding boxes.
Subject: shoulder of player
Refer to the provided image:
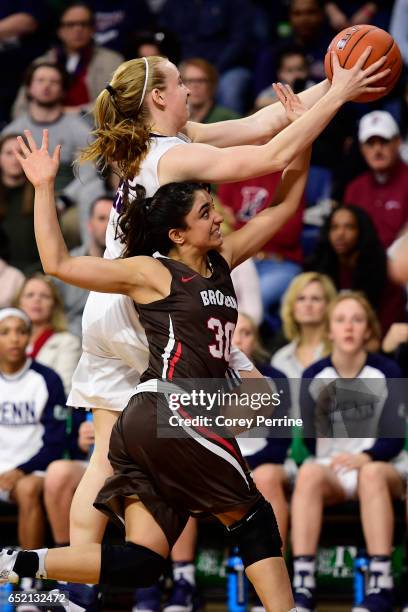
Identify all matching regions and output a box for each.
[123,256,169,277]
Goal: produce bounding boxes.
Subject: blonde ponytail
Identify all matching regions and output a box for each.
[79,56,167,181]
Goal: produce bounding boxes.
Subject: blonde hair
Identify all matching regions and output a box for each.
[14,273,67,332]
[326,290,382,351]
[281,272,337,344]
[79,56,167,181]
[238,312,270,363]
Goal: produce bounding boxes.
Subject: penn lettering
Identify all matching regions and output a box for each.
[0,401,37,424]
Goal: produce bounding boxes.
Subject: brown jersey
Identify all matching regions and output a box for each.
[137,250,238,382]
[95,251,264,546]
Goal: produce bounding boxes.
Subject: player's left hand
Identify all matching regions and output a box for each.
[14,129,61,188]
[330,452,372,472]
[273,83,308,122]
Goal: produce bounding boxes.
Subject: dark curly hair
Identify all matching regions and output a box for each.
[306,204,387,309]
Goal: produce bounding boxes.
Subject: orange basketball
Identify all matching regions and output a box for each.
[324,24,402,103]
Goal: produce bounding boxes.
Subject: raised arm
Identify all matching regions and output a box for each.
[183,79,331,147]
[15,130,158,297]
[161,49,389,185]
[220,86,311,268]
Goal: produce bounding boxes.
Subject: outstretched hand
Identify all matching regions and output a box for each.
[330,46,390,102]
[272,82,308,123]
[14,129,61,188]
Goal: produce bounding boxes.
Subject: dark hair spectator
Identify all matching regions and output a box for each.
[307,204,406,334]
[11,2,123,118]
[0,133,39,274]
[3,62,100,247]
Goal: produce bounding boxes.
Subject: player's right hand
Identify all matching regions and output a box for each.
[14,129,61,188]
[330,47,390,103]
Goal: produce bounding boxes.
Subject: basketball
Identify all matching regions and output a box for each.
[324,25,402,103]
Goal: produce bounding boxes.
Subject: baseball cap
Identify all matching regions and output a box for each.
[358,111,400,144]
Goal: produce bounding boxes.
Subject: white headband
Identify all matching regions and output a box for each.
[138,57,149,110]
[0,308,31,328]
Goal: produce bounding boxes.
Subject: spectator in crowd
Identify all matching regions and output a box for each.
[255,46,313,110]
[272,272,336,378]
[390,0,408,67]
[12,3,123,118]
[233,312,293,548]
[218,171,305,331]
[344,110,408,249]
[307,204,407,335]
[4,62,99,246]
[0,133,38,274]
[86,0,154,55]
[14,274,81,395]
[179,58,240,123]
[354,396,408,611]
[291,291,406,612]
[255,0,335,95]
[158,0,254,113]
[0,1,48,127]
[0,307,67,549]
[54,195,112,338]
[5,63,92,190]
[61,164,119,245]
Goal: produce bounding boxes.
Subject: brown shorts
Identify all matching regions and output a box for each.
[94,392,261,548]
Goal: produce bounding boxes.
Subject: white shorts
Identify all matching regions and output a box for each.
[312,451,408,500]
[68,291,254,411]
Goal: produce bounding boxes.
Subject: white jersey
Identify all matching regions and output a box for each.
[0,360,67,473]
[68,135,253,410]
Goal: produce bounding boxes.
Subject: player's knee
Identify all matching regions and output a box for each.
[100,542,166,587]
[226,499,282,568]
